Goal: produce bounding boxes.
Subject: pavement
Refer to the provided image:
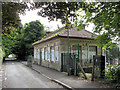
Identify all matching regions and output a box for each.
[21,61,112,89]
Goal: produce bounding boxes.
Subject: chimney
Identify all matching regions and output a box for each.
[46,31,52,36]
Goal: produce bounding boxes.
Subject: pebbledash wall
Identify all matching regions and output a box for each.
[34,38,61,71]
[33,37,105,71]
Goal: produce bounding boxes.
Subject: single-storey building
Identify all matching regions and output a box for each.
[32,26,105,72]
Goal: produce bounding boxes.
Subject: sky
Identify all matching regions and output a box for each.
[19,9,95,32]
[19,9,64,31]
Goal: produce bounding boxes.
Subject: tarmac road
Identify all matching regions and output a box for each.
[2,61,63,88]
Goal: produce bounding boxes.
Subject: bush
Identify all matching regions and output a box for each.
[27,55,33,62]
[105,64,120,83]
[27,55,33,67]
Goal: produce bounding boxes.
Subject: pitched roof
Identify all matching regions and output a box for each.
[33,26,97,46]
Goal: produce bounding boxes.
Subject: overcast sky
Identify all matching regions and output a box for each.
[19,9,95,32]
[19,9,64,31]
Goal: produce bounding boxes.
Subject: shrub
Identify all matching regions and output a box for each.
[105,64,120,83]
[27,55,33,62]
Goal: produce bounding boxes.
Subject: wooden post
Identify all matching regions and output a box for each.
[67,28,70,75]
[78,63,87,79]
[91,56,95,81]
[74,55,77,76]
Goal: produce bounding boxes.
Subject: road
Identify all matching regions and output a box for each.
[2,61,63,88]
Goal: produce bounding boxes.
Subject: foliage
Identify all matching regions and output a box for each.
[23,20,46,59]
[0,47,5,61]
[2,34,13,57]
[76,2,120,48]
[95,32,118,49]
[106,46,120,63]
[0,34,4,60]
[105,64,120,83]
[32,2,80,22]
[2,20,46,60]
[96,32,112,48]
[31,2,120,48]
[27,55,33,61]
[2,2,119,52]
[2,2,30,34]
[2,25,25,59]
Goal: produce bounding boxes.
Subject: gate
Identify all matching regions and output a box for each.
[61,45,82,75]
[61,53,76,74]
[92,55,105,80]
[61,53,67,72]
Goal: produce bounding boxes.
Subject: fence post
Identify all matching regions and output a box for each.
[91,56,95,81]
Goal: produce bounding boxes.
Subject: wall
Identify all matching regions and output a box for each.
[34,38,61,71]
[33,37,105,71]
[60,38,103,68]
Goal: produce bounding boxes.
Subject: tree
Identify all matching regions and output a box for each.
[32,2,119,48]
[2,25,25,59]
[2,2,119,48]
[32,2,80,23]
[76,2,120,48]
[23,20,46,60]
[2,20,46,60]
[2,2,29,34]
[10,25,26,60]
[106,46,120,64]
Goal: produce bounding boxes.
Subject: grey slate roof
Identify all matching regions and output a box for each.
[33,26,97,46]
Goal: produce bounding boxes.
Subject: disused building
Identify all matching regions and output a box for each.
[32,27,105,72]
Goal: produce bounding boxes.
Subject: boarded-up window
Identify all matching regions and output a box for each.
[42,48,44,60]
[48,47,50,62]
[55,46,59,61]
[40,48,42,60]
[34,49,37,59]
[36,49,38,59]
[88,46,97,63]
[45,47,47,60]
[37,49,40,59]
[82,46,88,63]
[50,46,54,62]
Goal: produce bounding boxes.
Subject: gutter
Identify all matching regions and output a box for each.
[33,35,96,46]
